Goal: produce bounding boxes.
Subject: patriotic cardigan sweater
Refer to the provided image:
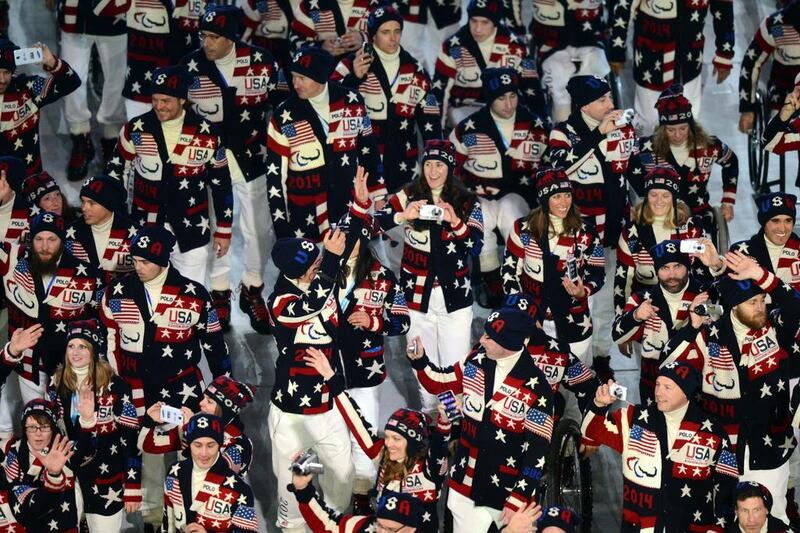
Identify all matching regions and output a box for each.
[0,458,20,533]
[267,197,370,414]
[140,418,253,475]
[409,345,554,513]
[241,0,295,69]
[181,41,287,182]
[764,110,800,154]
[107,109,233,253]
[65,213,138,286]
[613,278,705,405]
[450,104,549,201]
[57,0,128,35]
[608,0,734,91]
[3,438,79,532]
[163,455,259,532]
[46,374,142,512]
[123,0,213,104]
[293,483,403,532]
[432,25,546,119]
[528,0,607,64]
[502,217,604,343]
[0,193,31,244]
[327,373,450,532]
[266,82,386,241]
[336,258,410,389]
[632,136,738,221]
[332,50,443,194]
[374,187,483,313]
[729,233,800,294]
[0,57,80,176]
[395,0,461,27]
[99,267,231,416]
[582,401,739,533]
[662,270,800,471]
[0,244,100,383]
[546,113,636,246]
[614,216,702,316]
[739,2,800,113]
[289,0,379,56]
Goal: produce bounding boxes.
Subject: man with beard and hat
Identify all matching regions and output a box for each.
[431,0,545,129]
[632,84,738,237]
[162,413,259,532]
[406,308,554,533]
[2,399,79,531]
[0,212,100,411]
[107,65,234,289]
[450,66,549,308]
[727,481,793,533]
[661,251,800,526]
[99,225,231,531]
[583,362,739,531]
[613,239,721,406]
[0,39,79,176]
[266,47,385,244]
[332,5,443,197]
[546,73,639,382]
[65,174,138,286]
[0,157,33,244]
[607,0,734,135]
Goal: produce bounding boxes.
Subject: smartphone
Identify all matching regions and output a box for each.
[14,47,43,66]
[160,404,184,425]
[566,254,579,283]
[361,42,374,58]
[437,390,462,421]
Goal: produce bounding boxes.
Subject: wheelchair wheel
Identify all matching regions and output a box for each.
[713,206,730,253]
[545,418,593,532]
[747,89,767,193]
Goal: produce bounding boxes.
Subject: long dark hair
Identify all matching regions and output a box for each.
[340,240,377,289]
[405,171,476,232]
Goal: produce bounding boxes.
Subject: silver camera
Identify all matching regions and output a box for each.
[609,383,628,401]
[693,303,724,319]
[290,449,325,475]
[615,108,635,127]
[679,239,706,254]
[419,204,444,222]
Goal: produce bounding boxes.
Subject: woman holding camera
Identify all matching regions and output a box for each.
[162,413,259,532]
[614,165,703,319]
[304,346,452,533]
[375,139,483,411]
[140,375,256,475]
[44,319,141,530]
[502,167,604,363]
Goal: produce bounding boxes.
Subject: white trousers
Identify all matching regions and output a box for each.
[210,176,274,290]
[347,385,380,493]
[125,98,152,122]
[60,32,127,137]
[0,372,45,436]
[542,46,611,123]
[478,193,528,272]
[141,451,167,526]
[268,404,354,530]
[86,510,124,531]
[589,247,615,360]
[371,224,404,275]
[448,488,503,533]
[408,286,473,412]
[741,446,791,526]
[401,20,459,75]
[170,242,210,287]
[634,75,702,137]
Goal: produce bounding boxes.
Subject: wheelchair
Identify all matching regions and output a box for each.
[747,87,800,195]
[544,417,593,532]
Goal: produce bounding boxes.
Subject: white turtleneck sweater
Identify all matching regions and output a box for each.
[73,364,89,388]
[214,47,246,183]
[91,213,114,260]
[764,235,784,272]
[477,29,497,64]
[338,0,355,24]
[670,143,690,167]
[664,401,689,452]
[431,184,444,204]
[375,46,400,86]
[191,455,219,501]
[491,110,515,150]
[581,111,600,131]
[144,266,170,315]
[660,280,689,321]
[492,349,522,394]
[160,110,186,156]
[309,84,331,135]
[651,214,672,244]
[548,214,564,249]
[0,192,15,236]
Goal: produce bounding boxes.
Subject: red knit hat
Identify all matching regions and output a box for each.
[205,376,256,425]
[655,84,693,125]
[385,408,430,456]
[536,167,572,204]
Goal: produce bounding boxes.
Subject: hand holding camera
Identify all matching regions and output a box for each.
[594,379,626,407]
[614,108,635,127]
[290,449,325,476]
